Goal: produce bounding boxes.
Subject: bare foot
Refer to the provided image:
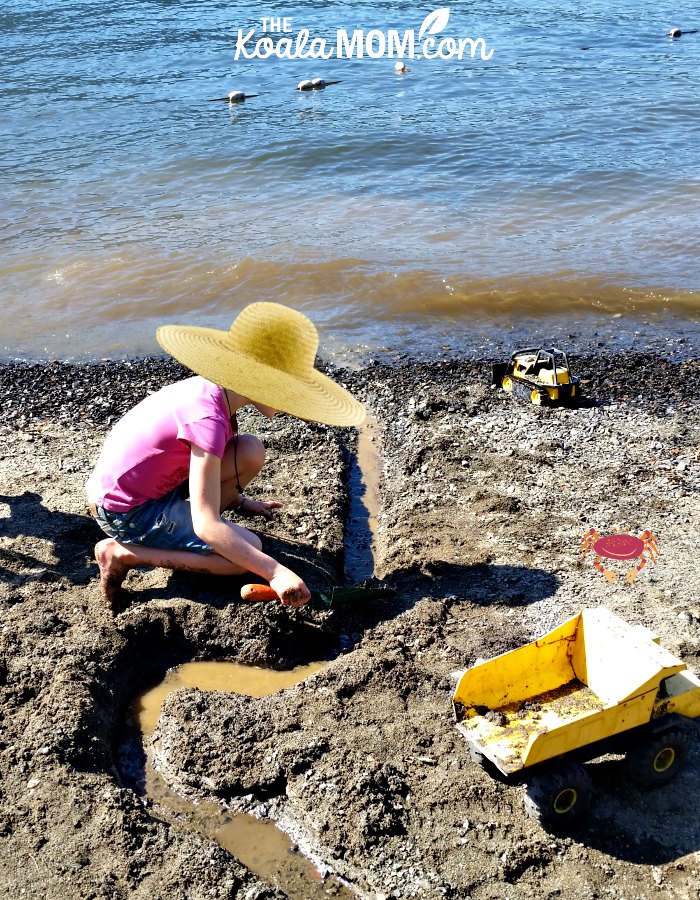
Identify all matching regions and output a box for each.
[95,539,132,612]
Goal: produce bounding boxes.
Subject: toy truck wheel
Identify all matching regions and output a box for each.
[523,762,592,830]
[625,727,688,789]
[564,386,581,407]
[502,376,514,392]
[530,389,547,406]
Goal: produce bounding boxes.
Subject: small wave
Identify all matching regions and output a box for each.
[1,251,698,361]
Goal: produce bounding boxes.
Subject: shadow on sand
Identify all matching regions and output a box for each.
[558,753,700,864]
[0,491,98,588]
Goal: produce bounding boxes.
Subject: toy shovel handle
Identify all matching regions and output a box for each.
[240,583,280,602]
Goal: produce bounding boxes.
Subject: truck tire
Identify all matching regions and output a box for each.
[524,762,592,830]
[512,381,533,402]
[625,727,688,788]
[563,386,581,407]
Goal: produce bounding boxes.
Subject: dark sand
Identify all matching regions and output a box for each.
[1,353,699,899]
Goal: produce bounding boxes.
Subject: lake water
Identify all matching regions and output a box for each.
[2,0,699,362]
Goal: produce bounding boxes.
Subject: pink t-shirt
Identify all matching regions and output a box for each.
[86,377,234,512]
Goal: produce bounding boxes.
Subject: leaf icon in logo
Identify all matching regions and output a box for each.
[418,7,450,42]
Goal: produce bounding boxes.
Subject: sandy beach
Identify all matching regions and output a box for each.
[1,351,699,899]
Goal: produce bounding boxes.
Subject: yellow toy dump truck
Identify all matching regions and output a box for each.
[453,608,700,829]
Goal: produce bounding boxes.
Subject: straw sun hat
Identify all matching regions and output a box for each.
[156,302,365,427]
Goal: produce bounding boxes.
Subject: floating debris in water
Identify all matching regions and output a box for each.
[297,78,342,91]
[207,90,258,103]
[668,26,698,38]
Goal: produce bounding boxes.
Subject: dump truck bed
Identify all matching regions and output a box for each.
[453,608,700,775]
[459,679,604,773]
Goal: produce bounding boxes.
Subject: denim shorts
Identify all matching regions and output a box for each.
[94,485,213,554]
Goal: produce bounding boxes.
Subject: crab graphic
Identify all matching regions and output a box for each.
[579,527,659,584]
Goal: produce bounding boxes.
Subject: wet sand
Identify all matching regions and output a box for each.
[1,352,699,899]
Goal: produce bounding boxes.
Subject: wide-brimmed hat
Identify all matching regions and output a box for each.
[156,302,365,426]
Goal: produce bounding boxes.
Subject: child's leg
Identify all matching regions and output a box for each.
[220,434,266,512]
[95,522,261,610]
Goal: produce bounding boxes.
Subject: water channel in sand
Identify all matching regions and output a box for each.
[122,660,355,899]
[116,417,384,896]
[344,415,382,583]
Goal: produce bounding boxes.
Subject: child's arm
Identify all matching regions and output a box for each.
[188,444,310,605]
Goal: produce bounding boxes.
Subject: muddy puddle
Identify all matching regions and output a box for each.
[118,661,354,899]
[133,661,325,735]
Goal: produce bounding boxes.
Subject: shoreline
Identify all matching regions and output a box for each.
[1,352,699,899]
[2,348,700,429]
[3,308,700,370]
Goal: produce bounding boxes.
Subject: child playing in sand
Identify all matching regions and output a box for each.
[86,302,365,612]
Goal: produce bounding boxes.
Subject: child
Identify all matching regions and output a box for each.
[86,302,365,612]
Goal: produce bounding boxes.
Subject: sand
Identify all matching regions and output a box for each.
[1,352,699,899]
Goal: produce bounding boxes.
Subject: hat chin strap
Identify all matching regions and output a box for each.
[222,389,243,494]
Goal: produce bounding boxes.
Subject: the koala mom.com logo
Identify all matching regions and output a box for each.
[234,7,494,62]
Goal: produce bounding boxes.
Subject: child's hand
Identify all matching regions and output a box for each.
[270,569,311,607]
[236,497,283,521]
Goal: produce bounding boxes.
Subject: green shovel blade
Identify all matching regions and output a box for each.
[318,586,395,608]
